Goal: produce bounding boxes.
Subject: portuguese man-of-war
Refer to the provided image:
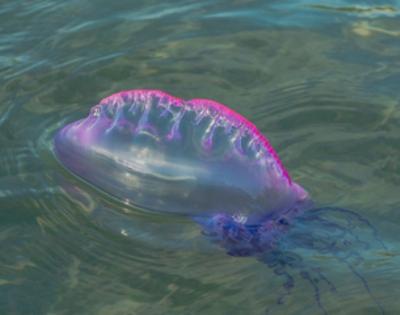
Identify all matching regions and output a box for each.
[54,90,387,314]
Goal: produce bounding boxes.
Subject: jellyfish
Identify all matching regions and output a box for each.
[54,90,386,314]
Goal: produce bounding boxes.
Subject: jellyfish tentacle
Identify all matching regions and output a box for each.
[313,268,337,293]
[296,210,368,251]
[338,257,385,315]
[198,208,387,313]
[259,250,297,305]
[310,207,387,250]
[300,270,328,315]
[261,249,339,314]
[289,207,386,314]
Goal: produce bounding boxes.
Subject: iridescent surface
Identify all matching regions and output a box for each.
[54,90,308,222]
[1,1,400,314]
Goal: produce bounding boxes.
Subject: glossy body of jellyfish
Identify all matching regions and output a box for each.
[54,90,385,314]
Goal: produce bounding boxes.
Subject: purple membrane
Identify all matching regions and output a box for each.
[54,89,309,224]
[54,90,386,314]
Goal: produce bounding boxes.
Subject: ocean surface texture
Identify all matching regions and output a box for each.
[0,1,399,314]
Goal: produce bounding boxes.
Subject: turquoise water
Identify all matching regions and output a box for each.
[1,1,400,314]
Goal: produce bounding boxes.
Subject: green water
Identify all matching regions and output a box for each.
[1,1,400,314]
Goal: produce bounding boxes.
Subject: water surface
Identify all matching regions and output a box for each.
[1,1,400,314]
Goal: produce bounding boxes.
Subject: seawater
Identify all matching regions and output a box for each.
[0,1,399,314]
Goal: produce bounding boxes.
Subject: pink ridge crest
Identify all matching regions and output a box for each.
[99,89,291,183]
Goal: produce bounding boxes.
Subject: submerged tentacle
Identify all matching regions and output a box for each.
[340,257,385,315]
[300,270,328,315]
[283,207,386,314]
[314,268,337,293]
[309,207,387,250]
[260,249,340,314]
[260,250,299,305]
[197,206,386,314]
